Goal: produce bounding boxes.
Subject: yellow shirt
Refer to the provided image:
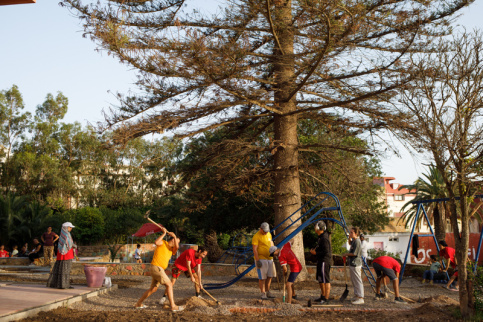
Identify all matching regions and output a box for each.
[252,230,273,260]
[151,240,172,269]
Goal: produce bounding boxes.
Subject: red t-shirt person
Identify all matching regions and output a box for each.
[439,247,456,269]
[373,256,401,273]
[174,248,202,272]
[278,243,302,273]
[0,250,9,258]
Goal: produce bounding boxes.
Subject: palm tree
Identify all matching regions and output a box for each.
[0,193,28,246]
[399,165,449,241]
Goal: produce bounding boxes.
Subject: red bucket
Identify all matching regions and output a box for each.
[84,265,107,288]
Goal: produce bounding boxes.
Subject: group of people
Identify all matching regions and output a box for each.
[250,221,406,305]
[421,240,459,291]
[134,226,208,312]
[0,226,63,266]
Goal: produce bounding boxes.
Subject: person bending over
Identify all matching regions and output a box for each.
[160,246,208,304]
[372,256,404,303]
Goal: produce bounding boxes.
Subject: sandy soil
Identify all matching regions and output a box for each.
[1,273,462,321]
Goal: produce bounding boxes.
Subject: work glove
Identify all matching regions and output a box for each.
[256,260,263,268]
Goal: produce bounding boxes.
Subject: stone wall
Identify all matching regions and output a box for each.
[69,262,380,282]
[0,257,30,266]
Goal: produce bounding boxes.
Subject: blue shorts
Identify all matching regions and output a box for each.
[287,272,299,283]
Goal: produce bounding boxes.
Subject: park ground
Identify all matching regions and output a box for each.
[0,270,465,321]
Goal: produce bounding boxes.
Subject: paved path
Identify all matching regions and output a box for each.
[0,283,116,322]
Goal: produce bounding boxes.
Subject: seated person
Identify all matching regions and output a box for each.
[422,255,441,284]
[28,238,43,263]
[0,245,9,258]
[11,245,18,257]
[17,246,29,257]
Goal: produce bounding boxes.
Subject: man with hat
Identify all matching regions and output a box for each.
[252,222,275,299]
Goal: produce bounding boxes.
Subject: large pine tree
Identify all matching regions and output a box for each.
[62,0,472,273]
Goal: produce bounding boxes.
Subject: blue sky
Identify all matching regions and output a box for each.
[1,0,482,184]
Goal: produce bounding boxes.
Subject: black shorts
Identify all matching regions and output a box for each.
[373,262,397,281]
[316,261,330,283]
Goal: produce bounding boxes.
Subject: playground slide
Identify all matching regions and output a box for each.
[204,192,348,290]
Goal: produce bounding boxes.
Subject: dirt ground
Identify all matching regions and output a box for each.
[1,273,463,321]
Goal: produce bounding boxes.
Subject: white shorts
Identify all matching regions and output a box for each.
[257,259,275,280]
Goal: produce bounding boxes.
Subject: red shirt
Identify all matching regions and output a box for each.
[439,247,456,268]
[174,249,201,271]
[57,248,74,261]
[278,243,302,273]
[373,256,401,273]
[0,250,9,258]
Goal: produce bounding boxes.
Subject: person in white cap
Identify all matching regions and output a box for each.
[47,222,76,289]
[252,222,275,299]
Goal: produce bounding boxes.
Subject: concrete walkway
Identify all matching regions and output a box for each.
[0,283,117,322]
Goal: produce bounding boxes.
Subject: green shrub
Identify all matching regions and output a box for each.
[367,249,401,261]
[71,207,104,245]
[217,233,231,250]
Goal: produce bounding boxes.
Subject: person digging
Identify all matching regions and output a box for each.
[372,255,405,303]
[160,246,208,304]
[135,226,183,311]
[270,242,302,304]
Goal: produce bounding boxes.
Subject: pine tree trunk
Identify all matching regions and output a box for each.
[433,204,446,242]
[271,0,307,278]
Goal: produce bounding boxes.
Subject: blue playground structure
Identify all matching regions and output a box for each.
[399,194,483,284]
[205,192,377,290]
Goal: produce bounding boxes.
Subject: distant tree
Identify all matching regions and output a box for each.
[63,0,471,267]
[397,31,483,317]
[0,85,31,193]
[399,165,449,241]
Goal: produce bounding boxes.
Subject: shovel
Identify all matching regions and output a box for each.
[340,256,349,302]
[283,271,286,302]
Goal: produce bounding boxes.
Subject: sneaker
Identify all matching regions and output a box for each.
[292,295,298,300]
[352,298,364,305]
[159,296,167,305]
[375,293,383,300]
[319,297,329,304]
[395,297,405,303]
[421,279,426,284]
[172,306,184,312]
[261,293,268,300]
[449,286,459,292]
[429,280,433,285]
[266,291,275,298]
[197,294,202,298]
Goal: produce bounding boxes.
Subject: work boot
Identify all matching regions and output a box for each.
[421,279,426,284]
[314,294,325,302]
[429,280,433,285]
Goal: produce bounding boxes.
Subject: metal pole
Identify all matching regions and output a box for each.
[400,204,421,284]
[474,225,483,274]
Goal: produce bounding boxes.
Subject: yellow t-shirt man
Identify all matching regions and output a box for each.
[252,230,273,260]
[152,240,172,269]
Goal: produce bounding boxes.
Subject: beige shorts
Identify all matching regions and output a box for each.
[150,265,171,288]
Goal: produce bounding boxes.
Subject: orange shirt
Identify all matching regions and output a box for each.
[151,240,172,269]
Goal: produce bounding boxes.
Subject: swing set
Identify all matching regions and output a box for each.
[400,194,483,284]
